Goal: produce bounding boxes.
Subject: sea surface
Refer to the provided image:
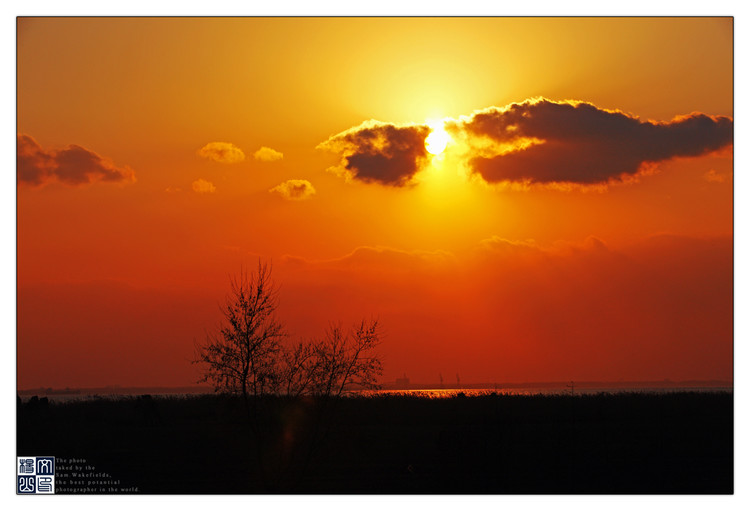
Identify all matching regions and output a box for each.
[18,384,732,403]
[362,386,733,398]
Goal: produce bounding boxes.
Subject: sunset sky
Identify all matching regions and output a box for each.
[15,17,734,389]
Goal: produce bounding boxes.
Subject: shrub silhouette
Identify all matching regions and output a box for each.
[194,261,383,401]
[193,261,383,489]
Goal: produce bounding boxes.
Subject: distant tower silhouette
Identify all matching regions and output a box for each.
[567,380,575,396]
[456,373,461,389]
[439,373,444,389]
[395,373,410,389]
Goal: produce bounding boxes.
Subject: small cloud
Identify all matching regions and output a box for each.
[704,169,730,183]
[165,186,182,193]
[197,142,245,164]
[17,134,136,187]
[253,146,284,162]
[192,178,216,194]
[270,179,316,200]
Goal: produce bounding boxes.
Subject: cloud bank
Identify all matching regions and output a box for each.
[454,98,733,186]
[317,120,431,186]
[197,142,245,163]
[281,245,457,279]
[275,234,730,382]
[254,146,284,162]
[270,179,316,200]
[17,135,136,187]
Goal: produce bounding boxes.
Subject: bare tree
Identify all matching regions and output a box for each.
[287,320,383,488]
[194,262,285,403]
[279,321,383,398]
[194,263,384,490]
[195,263,383,400]
[308,320,383,397]
[279,341,319,398]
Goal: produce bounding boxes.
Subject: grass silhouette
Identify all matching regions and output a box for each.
[17,391,732,494]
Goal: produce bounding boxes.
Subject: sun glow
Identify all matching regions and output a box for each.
[425,120,451,155]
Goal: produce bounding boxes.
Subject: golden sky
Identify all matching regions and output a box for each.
[16,17,733,389]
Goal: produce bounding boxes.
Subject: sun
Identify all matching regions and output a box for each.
[425,120,451,155]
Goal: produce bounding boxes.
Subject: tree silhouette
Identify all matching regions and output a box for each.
[194,262,285,404]
[307,320,383,397]
[195,262,383,400]
[194,262,384,489]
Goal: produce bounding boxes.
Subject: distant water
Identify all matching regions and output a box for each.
[18,392,204,404]
[19,386,732,403]
[361,386,733,398]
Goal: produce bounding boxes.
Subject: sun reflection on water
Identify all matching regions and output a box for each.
[359,388,539,398]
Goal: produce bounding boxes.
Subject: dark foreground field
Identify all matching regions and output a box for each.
[17,392,732,494]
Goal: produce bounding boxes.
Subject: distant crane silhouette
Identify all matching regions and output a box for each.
[566,380,575,396]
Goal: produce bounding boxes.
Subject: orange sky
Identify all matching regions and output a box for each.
[16,17,733,389]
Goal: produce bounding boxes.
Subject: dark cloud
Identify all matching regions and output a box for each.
[317,121,431,186]
[456,98,733,186]
[18,134,136,187]
[17,134,54,186]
